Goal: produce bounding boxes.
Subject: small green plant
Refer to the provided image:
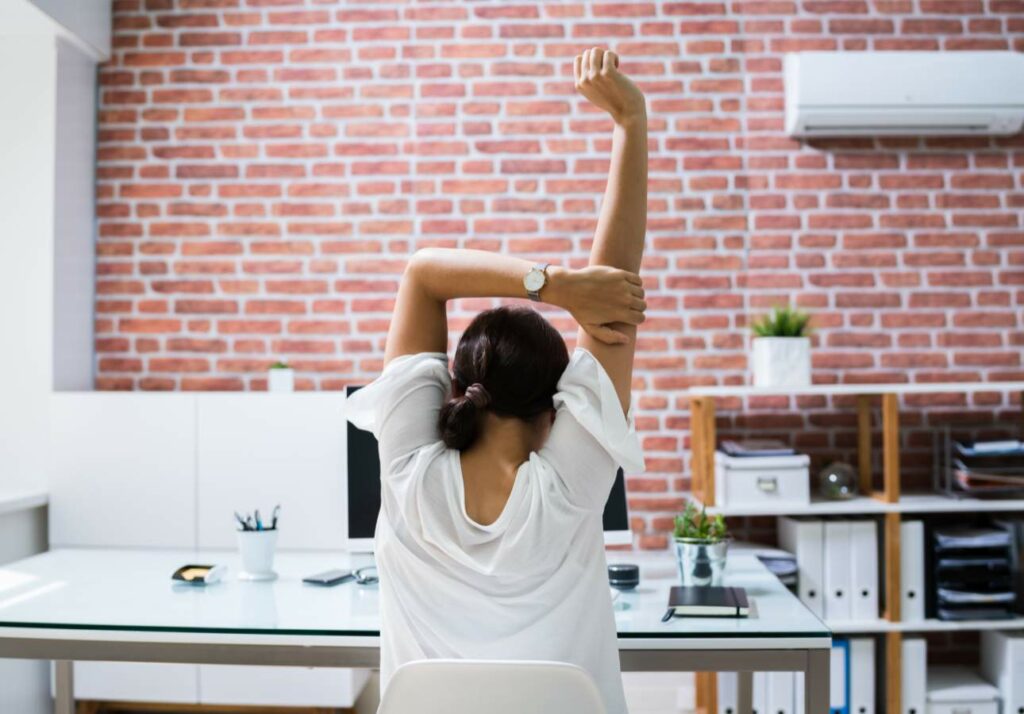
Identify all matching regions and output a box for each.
[269,360,291,370]
[751,305,811,338]
[673,501,729,542]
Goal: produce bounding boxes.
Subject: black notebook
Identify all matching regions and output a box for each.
[664,586,750,618]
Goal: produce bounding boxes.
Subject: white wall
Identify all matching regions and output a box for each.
[28,0,111,59]
[53,36,96,391]
[0,0,59,494]
[0,3,103,710]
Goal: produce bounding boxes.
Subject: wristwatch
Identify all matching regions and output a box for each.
[523,263,550,301]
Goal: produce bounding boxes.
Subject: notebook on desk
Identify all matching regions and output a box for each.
[664,586,750,619]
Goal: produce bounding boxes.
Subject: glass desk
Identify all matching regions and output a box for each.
[0,549,831,713]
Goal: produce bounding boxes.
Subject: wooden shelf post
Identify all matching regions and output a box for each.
[882,393,900,503]
[689,397,716,506]
[887,631,903,714]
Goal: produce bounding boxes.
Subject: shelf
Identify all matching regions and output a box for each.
[687,381,1024,398]
[697,493,1024,518]
[0,488,48,517]
[828,617,1024,634]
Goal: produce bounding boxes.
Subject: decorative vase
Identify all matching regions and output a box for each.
[674,537,730,587]
[752,336,811,388]
[818,461,859,500]
[267,368,294,393]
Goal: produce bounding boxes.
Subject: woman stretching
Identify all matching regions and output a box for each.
[347,48,647,714]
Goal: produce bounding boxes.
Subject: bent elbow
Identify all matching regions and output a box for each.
[405,248,443,277]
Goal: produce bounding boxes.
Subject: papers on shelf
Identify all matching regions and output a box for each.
[720,439,795,457]
[934,528,1012,550]
[955,440,1024,457]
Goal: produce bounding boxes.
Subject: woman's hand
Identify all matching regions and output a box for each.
[547,266,646,345]
[573,47,646,128]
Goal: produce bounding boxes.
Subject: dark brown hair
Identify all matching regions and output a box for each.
[439,306,570,451]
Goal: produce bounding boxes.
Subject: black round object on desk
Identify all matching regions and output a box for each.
[608,563,640,591]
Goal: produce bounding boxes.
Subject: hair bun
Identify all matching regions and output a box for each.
[464,383,490,408]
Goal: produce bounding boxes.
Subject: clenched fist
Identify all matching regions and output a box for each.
[573,47,646,128]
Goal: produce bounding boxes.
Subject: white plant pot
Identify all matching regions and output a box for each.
[752,337,811,388]
[267,368,294,393]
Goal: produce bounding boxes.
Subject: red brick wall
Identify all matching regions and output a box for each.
[97,0,1024,547]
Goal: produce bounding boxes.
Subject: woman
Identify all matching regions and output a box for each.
[347,48,647,714]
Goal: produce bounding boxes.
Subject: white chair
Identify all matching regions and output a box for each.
[377,659,608,714]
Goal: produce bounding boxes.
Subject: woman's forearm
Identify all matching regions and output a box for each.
[384,248,570,364]
[408,248,565,306]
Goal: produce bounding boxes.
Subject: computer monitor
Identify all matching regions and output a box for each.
[345,386,633,552]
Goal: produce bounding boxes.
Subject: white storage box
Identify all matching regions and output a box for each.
[927,666,999,714]
[714,452,810,509]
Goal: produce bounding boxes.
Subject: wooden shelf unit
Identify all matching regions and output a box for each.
[687,382,1024,714]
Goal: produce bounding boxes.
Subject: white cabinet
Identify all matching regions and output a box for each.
[196,393,347,551]
[68,662,198,704]
[199,665,369,708]
[49,393,197,548]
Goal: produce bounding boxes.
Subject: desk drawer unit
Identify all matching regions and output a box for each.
[53,662,368,708]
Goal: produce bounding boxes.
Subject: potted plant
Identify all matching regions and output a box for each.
[267,360,294,393]
[673,501,730,587]
[750,305,812,388]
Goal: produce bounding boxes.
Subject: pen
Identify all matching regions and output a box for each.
[271,504,280,530]
[234,511,249,531]
[661,608,674,623]
[255,509,263,531]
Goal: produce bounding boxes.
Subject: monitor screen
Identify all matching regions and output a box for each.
[345,386,631,549]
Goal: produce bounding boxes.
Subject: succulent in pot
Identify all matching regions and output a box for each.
[673,501,730,587]
[267,360,294,393]
[750,306,812,388]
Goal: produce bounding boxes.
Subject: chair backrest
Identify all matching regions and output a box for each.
[377,659,608,714]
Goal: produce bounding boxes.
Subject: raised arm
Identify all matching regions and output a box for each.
[384,248,645,365]
[573,48,649,412]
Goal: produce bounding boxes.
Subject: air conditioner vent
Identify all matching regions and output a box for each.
[785,52,1024,139]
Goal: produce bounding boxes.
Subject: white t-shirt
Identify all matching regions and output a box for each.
[346,348,645,714]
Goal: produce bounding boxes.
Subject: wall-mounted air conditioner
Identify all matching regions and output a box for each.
[785,51,1024,138]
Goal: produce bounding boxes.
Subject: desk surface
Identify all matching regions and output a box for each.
[0,549,829,648]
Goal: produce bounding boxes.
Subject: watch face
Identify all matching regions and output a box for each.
[524,269,545,292]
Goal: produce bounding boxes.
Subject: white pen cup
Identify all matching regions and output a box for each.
[236,528,279,581]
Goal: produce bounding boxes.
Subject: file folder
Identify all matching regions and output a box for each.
[901,638,927,714]
[717,671,738,714]
[849,638,875,714]
[825,521,853,621]
[779,517,825,618]
[767,672,795,714]
[900,521,926,621]
[830,639,850,714]
[850,521,879,621]
[980,630,1024,714]
[754,671,767,714]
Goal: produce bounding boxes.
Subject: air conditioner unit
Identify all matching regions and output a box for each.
[785,51,1024,138]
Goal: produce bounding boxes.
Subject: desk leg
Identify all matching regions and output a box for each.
[805,648,829,714]
[737,671,753,714]
[54,660,74,714]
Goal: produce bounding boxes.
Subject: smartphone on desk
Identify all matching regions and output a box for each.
[302,569,355,586]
